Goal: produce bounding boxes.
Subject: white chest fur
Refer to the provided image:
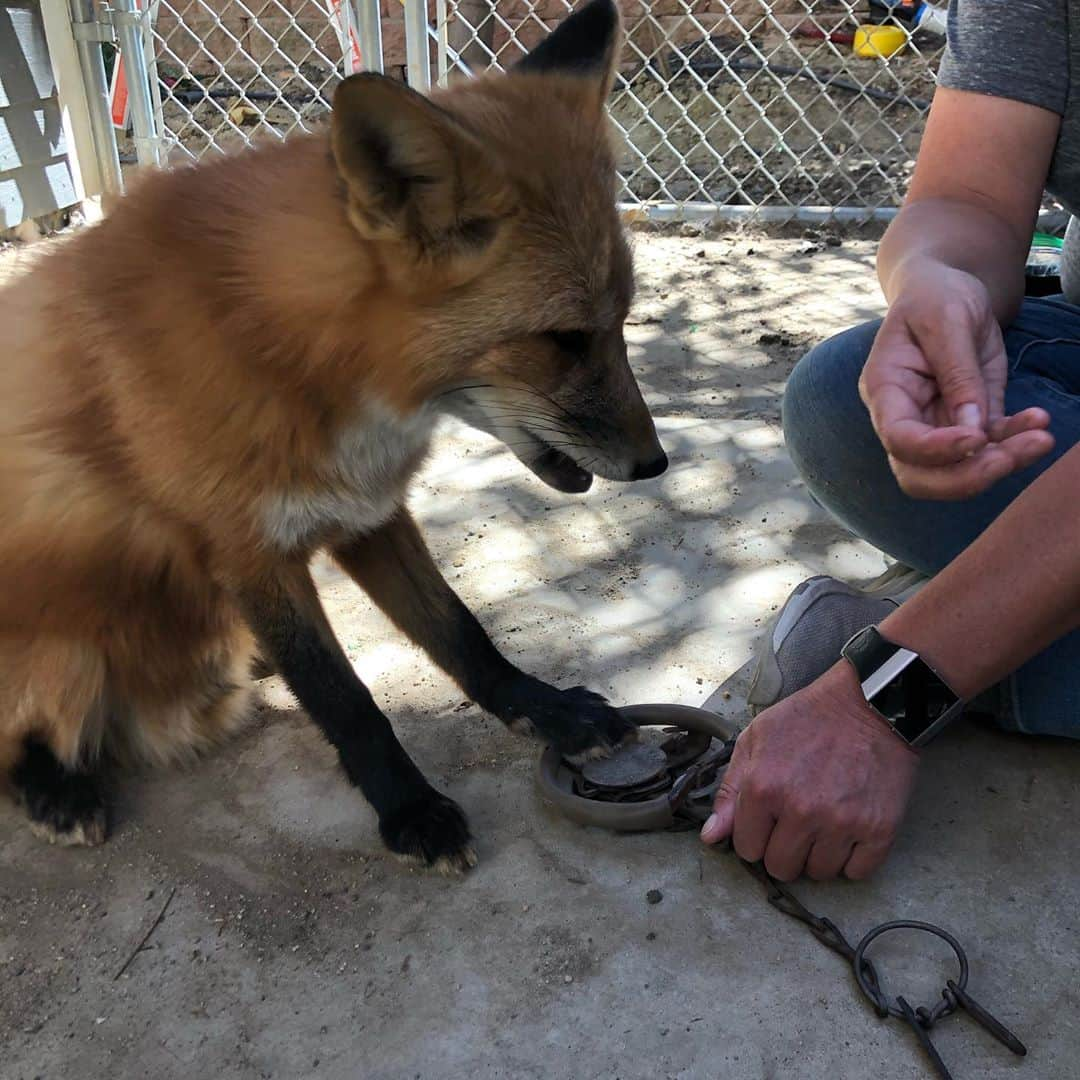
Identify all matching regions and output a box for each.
[260,401,434,552]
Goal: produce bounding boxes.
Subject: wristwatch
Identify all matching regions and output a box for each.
[841,625,965,748]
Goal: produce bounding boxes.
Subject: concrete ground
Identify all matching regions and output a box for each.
[2,231,1078,1080]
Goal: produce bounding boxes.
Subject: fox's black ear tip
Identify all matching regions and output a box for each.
[334,71,409,99]
[575,0,619,30]
[337,71,383,89]
[514,0,620,76]
[333,71,382,105]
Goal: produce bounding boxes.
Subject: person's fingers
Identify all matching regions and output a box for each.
[909,305,991,429]
[878,415,987,467]
[862,342,988,466]
[888,429,1054,499]
[889,450,1009,500]
[805,837,855,881]
[860,327,938,403]
[977,317,1010,425]
[700,744,749,844]
[730,777,777,865]
[988,407,1052,443]
[843,839,892,880]
[762,821,814,882]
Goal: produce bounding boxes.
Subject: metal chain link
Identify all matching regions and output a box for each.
[675,737,1028,1080]
[738,856,889,1013]
[138,0,941,219]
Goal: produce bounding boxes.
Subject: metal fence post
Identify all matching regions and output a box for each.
[66,0,123,196]
[111,0,161,166]
[353,0,383,74]
[435,0,449,87]
[402,0,430,91]
[41,0,103,201]
[145,1,167,155]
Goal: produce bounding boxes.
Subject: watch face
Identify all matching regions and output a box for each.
[872,667,935,743]
[844,626,961,745]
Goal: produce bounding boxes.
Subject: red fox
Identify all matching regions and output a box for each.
[0,0,666,872]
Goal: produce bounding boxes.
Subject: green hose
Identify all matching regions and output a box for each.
[1031,232,1064,250]
[1026,231,1064,295]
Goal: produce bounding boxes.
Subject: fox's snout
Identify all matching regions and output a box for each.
[629,450,668,480]
[566,331,667,485]
[444,328,667,495]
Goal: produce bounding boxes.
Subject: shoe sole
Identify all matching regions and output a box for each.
[861,562,928,604]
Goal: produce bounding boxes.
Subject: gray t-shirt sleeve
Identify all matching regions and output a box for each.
[938,0,1069,115]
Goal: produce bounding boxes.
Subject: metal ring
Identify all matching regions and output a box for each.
[852,920,970,1022]
[535,704,741,832]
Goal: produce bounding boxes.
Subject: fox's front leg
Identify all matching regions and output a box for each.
[333,509,637,761]
[234,559,476,872]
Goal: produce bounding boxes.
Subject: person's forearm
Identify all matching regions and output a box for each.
[879,442,1080,700]
[877,198,1030,324]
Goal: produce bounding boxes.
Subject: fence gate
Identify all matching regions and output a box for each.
[60,0,946,222]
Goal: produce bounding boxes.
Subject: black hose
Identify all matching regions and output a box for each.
[168,86,319,105]
[165,50,932,114]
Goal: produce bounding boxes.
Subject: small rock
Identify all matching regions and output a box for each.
[679,221,703,238]
[646,889,663,905]
[564,974,574,984]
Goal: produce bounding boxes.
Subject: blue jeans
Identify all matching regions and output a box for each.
[782,296,1080,738]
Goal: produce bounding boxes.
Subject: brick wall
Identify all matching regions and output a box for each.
[154,0,823,80]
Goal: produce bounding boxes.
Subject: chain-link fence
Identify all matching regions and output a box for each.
[141,1,347,162]
[133,0,944,220]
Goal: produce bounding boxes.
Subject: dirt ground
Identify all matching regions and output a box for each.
[2,228,1078,1080]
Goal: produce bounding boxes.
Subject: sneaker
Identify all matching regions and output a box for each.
[746,563,929,714]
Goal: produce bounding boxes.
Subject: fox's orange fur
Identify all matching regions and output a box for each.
[0,0,664,860]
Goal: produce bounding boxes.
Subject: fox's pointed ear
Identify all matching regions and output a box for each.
[331,74,513,262]
[513,0,621,101]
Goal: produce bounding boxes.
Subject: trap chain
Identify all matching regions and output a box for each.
[536,704,1027,1079]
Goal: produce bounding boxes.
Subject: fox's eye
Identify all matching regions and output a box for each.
[544,329,591,355]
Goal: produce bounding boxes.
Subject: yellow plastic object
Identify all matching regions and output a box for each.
[853,24,909,58]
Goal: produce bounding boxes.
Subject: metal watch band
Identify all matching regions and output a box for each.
[841,625,964,748]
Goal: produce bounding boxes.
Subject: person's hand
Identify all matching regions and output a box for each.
[859,260,1054,500]
[699,661,920,880]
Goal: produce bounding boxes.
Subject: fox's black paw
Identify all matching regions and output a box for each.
[12,739,109,847]
[379,789,477,875]
[498,677,638,763]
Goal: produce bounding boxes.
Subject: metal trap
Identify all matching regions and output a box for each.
[536,703,1028,1079]
[536,704,738,833]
